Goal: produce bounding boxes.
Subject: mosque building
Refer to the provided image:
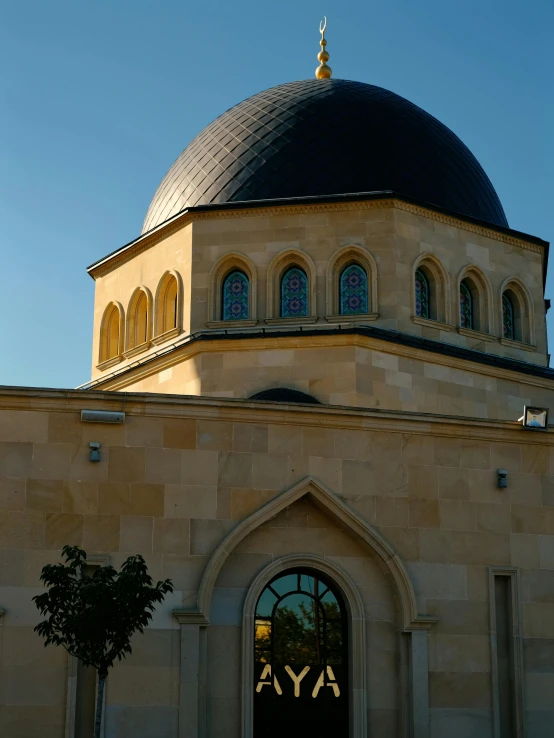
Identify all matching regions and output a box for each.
[1,22,553,738]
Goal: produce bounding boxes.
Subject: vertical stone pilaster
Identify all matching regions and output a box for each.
[409,629,430,738]
[173,611,209,738]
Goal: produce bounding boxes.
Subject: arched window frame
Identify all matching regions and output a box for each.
[244,555,366,738]
[456,266,494,337]
[460,280,474,329]
[325,245,378,322]
[266,250,317,324]
[207,252,257,327]
[153,270,183,344]
[98,302,124,369]
[124,286,153,357]
[499,277,535,348]
[502,293,514,340]
[280,266,309,319]
[411,254,450,327]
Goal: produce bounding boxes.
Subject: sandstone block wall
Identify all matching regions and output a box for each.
[0,389,553,737]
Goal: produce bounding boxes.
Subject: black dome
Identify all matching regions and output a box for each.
[143,79,507,233]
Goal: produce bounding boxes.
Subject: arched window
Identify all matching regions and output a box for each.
[415,269,430,319]
[254,569,348,736]
[127,289,151,351]
[99,303,122,364]
[134,292,148,346]
[502,293,515,340]
[222,270,249,321]
[281,267,309,318]
[460,280,474,329]
[160,275,178,333]
[339,264,368,315]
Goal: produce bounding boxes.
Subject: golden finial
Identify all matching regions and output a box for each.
[315,17,332,79]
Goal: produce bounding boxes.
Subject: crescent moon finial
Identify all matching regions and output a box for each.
[319,16,327,38]
[315,17,332,79]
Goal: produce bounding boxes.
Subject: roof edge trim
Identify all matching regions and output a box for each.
[87,191,549,279]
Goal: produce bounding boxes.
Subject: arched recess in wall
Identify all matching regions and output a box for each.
[207,252,257,326]
[325,245,378,321]
[98,302,124,368]
[412,253,450,325]
[195,477,432,630]
[153,270,183,343]
[457,266,494,335]
[125,286,153,355]
[499,276,535,346]
[266,249,317,322]
[176,477,435,738]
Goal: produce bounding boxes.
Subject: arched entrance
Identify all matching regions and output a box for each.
[253,568,349,738]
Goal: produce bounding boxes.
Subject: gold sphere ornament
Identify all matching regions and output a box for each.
[315,17,332,79]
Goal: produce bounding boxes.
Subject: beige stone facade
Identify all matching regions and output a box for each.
[88,199,549,399]
[2,182,553,738]
[0,385,553,737]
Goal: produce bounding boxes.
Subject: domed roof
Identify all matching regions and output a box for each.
[142,79,507,233]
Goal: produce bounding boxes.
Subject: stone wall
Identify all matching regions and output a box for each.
[0,388,553,737]
[88,199,548,389]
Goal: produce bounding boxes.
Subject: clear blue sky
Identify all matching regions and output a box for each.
[1,0,553,387]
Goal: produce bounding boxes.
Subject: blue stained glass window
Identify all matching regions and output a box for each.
[222,271,249,321]
[460,281,473,329]
[415,269,430,319]
[281,267,309,318]
[502,293,514,339]
[339,264,368,315]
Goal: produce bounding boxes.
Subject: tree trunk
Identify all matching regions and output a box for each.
[94,671,107,738]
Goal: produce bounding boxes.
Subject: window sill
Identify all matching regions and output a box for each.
[499,337,537,352]
[411,316,453,331]
[97,355,123,372]
[151,327,182,345]
[265,316,318,326]
[325,313,378,323]
[206,319,258,329]
[123,341,151,359]
[457,327,497,343]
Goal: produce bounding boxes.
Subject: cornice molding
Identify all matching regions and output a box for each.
[87,328,553,395]
[88,197,545,279]
[0,384,553,445]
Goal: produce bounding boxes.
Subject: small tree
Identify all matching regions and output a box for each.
[33,545,173,738]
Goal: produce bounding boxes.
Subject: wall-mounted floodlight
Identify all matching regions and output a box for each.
[81,410,125,424]
[518,406,549,430]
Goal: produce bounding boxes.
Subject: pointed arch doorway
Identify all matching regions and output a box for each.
[253,568,349,738]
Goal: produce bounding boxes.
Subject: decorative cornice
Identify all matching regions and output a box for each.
[84,325,553,395]
[87,195,547,279]
[1,383,554,445]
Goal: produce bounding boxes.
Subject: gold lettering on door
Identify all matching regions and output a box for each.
[255,664,283,695]
[311,666,340,698]
[284,665,311,697]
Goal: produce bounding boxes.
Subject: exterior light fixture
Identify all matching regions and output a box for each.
[89,442,101,462]
[81,410,125,424]
[518,406,549,430]
[496,469,508,488]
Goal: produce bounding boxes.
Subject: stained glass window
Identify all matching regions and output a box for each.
[254,569,348,737]
[222,271,249,321]
[339,264,368,315]
[502,293,514,339]
[415,269,430,319]
[460,281,473,329]
[281,267,309,318]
